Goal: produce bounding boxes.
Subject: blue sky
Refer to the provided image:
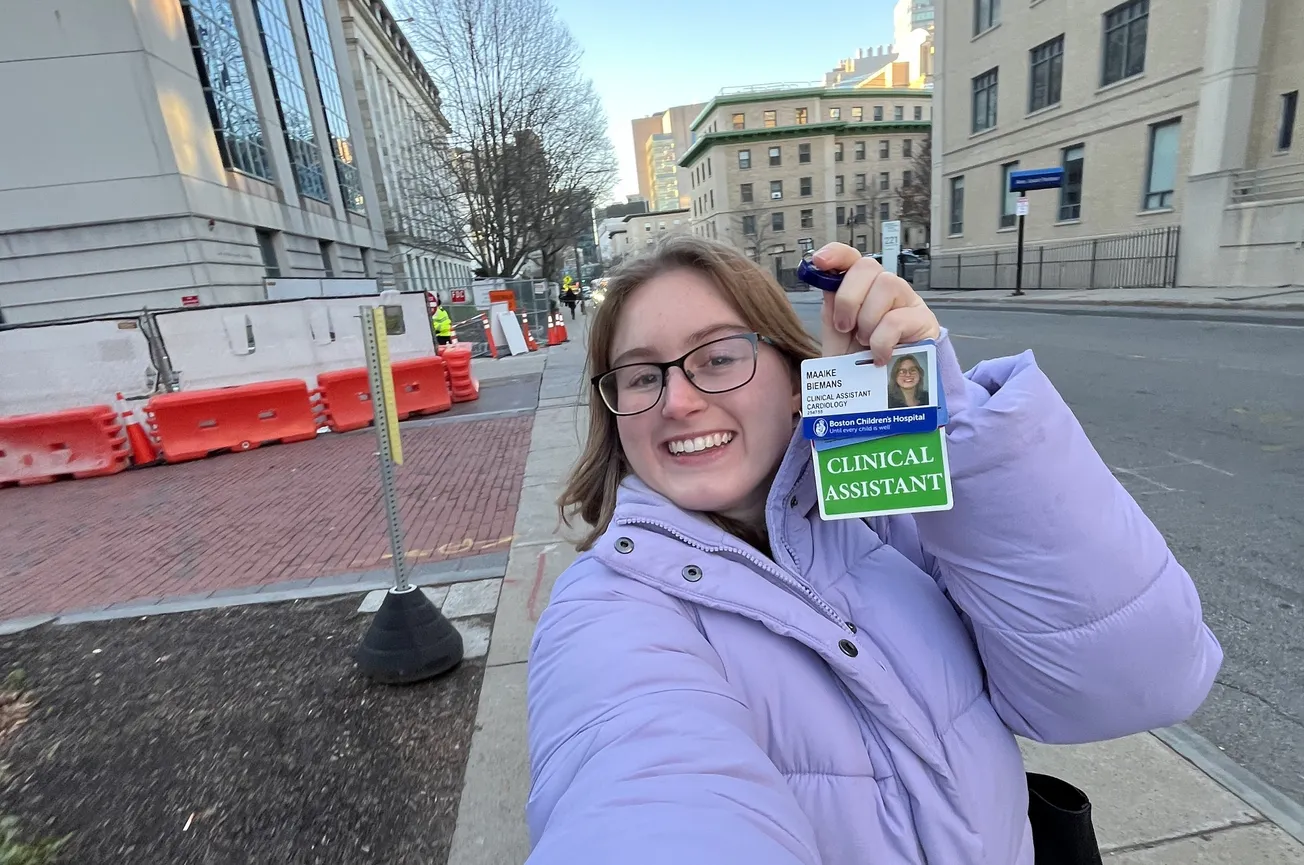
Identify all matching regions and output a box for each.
[551,0,897,203]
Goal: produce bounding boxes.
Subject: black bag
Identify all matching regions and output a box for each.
[1026,773,1103,865]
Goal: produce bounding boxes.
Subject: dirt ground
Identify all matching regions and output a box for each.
[0,596,486,865]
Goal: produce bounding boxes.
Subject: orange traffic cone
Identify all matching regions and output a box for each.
[117,392,158,466]
[546,313,562,346]
[481,314,498,359]
[521,312,539,352]
[556,315,569,343]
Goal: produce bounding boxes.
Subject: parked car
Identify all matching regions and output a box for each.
[867,250,926,283]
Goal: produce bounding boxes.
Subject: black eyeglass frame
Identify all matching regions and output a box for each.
[591,332,778,417]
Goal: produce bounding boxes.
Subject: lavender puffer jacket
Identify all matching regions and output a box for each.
[524,331,1222,864]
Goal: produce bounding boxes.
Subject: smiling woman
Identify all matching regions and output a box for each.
[526,234,1221,865]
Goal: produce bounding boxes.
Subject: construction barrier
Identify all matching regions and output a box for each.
[437,344,480,403]
[147,379,318,464]
[521,312,539,352]
[0,405,130,486]
[313,356,453,433]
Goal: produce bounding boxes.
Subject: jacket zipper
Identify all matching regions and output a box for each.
[618,517,854,633]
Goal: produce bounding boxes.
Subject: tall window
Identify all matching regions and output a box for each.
[914,106,923,121]
[1000,162,1020,228]
[830,107,842,120]
[836,206,846,225]
[855,173,867,192]
[768,146,782,166]
[796,107,808,124]
[732,112,745,130]
[738,149,751,169]
[974,0,1000,35]
[300,0,363,211]
[894,106,904,121]
[879,140,890,158]
[879,172,890,191]
[903,170,913,187]
[742,215,757,235]
[1144,119,1180,210]
[257,229,281,277]
[879,201,890,221]
[1029,35,1064,113]
[874,106,884,121]
[835,175,845,194]
[903,139,913,158]
[835,143,844,162]
[852,107,864,121]
[772,212,785,231]
[855,141,866,160]
[1279,91,1299,151]
[740,183,753,203]
[800,209,814,228]
[770,180,784,200]
[251,0,328,199]
[764,110,777,128]
[800,177,812,196]
[179,0,271,179]
[949,176,965,235]
[972,68,999,132]
[1102,0,1148,86]
[799,143,811,163]
[1060,145,1085,220]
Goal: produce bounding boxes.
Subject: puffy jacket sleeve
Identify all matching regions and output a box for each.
[909,329,1222,745]
[525,558,823,865]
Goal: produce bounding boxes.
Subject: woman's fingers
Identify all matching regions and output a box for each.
[813,241,940,361]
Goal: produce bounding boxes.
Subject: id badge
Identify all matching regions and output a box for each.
[802,342,954,520]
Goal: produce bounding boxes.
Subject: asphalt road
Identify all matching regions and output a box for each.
[790,297,1304,805]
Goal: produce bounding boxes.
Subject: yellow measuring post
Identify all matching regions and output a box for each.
[371,306,404,465]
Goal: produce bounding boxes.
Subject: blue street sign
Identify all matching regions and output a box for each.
[1009,168,1065,192]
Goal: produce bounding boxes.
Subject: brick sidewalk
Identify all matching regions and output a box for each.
[0,415,533,619]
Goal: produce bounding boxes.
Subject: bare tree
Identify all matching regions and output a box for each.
[895,136,932,247]
[399,0,618,277]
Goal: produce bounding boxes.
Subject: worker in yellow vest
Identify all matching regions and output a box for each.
[431,296,453,345]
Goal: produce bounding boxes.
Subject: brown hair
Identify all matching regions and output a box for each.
[558,235,821,551]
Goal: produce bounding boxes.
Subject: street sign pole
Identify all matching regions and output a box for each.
[354,304,463,685]
[362,306,409,590]
[1014,212,1027,297]
[1008,169,1064,298]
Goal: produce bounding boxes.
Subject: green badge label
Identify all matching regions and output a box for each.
[812,428,954,520]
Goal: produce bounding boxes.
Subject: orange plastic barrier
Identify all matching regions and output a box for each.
[313,367,374,433]
[314,357,453,433]
[147,379,318,464]
[438,344,480,403]
[392,356,453,418]
[521,312,539,352]
[0,405,130,487]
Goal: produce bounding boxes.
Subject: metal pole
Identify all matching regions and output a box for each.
[360,306,410,592]
[1011,214,1026,297]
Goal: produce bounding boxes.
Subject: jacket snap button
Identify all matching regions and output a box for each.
[789,495,799,508]
[682,565,703,582]
[838,639,858,657]
[846,622,857,634]
[615,537,634,554]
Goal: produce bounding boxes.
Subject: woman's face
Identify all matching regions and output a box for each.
[609,268,799,523]
[895,358,921,391]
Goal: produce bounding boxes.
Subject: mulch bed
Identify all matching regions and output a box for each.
[0,596,486,865]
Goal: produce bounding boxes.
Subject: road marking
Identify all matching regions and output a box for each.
[1110,466,1181,494]
[1164,451,1235,477]
[949,333,992,340]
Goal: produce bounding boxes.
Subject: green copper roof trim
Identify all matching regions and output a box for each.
[689,87,932,132]
[678,120,932,169]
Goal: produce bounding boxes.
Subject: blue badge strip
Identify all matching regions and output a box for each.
[803,407,940,442]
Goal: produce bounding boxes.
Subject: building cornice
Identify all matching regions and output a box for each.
[690,87,932,132]
[678,120,932,168]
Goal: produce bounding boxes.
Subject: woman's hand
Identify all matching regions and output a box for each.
[815,243,940,363]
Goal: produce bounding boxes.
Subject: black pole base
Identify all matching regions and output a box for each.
[355,586,464,684]
[1010,289,1026,297]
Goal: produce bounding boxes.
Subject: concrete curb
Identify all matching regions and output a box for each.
[1154,724,1304,846]
[922,301,1304,326]
[0,552,509,634]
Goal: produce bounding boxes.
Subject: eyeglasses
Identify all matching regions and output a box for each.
[592,332,775,417]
